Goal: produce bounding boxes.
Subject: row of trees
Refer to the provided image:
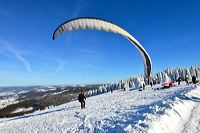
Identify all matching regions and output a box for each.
[150,65,200,84]
[86,66,200,97]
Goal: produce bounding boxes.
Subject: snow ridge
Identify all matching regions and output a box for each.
[131,85,200,133]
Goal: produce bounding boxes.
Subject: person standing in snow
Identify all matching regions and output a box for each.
[143,83,145,90]
[78,91,86,109]
[177,77,181,85]
[192,75,196,84]
[150,82,153,87]
[153,80,156,85]
[185,75,189,85]
[123,86,126,91]
[121,82,126,91]
[111,89,113,93]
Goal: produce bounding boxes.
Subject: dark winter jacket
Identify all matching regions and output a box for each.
[78,93,86,102]
[192,75,196,84]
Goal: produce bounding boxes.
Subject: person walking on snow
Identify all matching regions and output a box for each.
[78,91,86,109]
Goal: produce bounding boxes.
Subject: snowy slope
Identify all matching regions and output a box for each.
[0,98,18,109]
[182,85,200,133]
[0,84,200,133]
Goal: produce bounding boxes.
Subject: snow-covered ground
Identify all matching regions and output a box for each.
[182,86,200,133]
[0,98,18,109]
[10,107,33,114]
[0,84,200,133]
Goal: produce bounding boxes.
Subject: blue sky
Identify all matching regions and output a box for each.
[0,0,200,86]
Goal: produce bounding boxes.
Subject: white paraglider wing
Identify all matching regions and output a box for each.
[53,17,152,77]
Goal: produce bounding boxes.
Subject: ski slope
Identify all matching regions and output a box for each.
[0,84,200,133]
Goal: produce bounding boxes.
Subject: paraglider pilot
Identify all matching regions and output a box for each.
[78,91,86,109]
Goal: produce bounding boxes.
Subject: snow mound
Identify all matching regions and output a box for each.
[147,97,195,133]
[186,85,200,100]
[130,85,200,133]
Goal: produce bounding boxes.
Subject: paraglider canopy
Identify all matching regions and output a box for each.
[52,17,152,77]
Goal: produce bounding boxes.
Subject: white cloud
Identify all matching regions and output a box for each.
[0,40,32,72]
[14,52,32,72]
[50,61,69,76]
[73,48,102,55]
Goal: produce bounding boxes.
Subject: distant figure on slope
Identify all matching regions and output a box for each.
[122,82,126,91]
[78,91,86,109]
[192,75,196,84]
[185,75,189,85]
[143,83,145,90]
[111,87,113,93]
[150,82,153,87]
[177,77,181,85]
[123,86,126,91]
[153,80,156,86]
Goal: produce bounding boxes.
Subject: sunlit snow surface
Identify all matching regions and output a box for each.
[0,84,200,133]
